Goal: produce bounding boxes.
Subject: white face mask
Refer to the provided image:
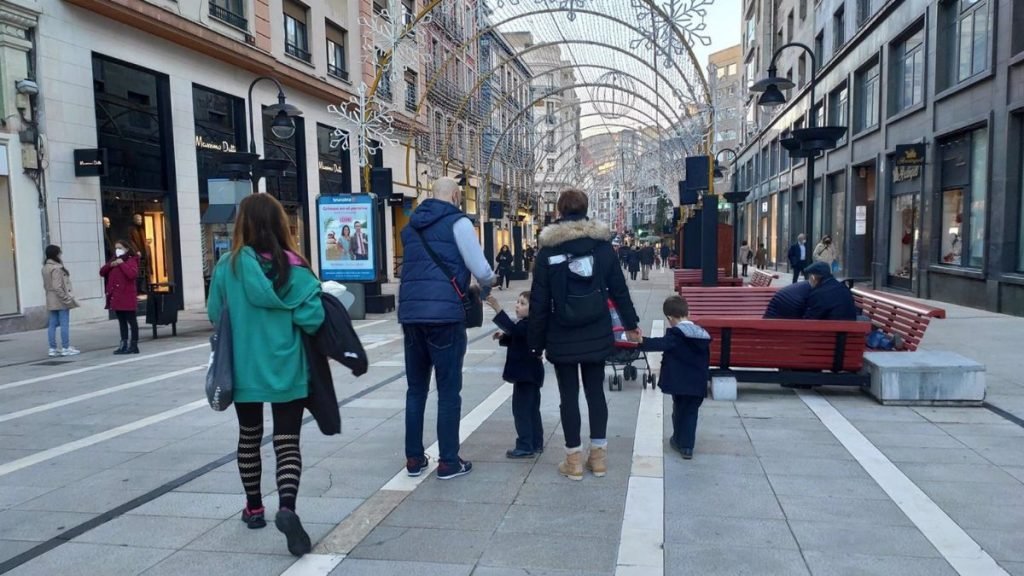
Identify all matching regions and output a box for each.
[115,248,126,258]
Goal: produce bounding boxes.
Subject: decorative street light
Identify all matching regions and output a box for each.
[750,43,846,243]
[219,76,303,194]
[714,148,749,278]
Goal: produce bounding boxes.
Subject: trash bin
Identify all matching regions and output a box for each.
[145,282,178,339]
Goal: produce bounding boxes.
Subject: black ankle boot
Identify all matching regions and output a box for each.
[128,341,139,354]
[113,340,128,355]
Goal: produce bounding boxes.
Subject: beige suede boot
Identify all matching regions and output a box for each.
[586,446,607,477]
[558,449,584,481]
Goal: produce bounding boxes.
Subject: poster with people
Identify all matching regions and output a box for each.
[317,194,376,282]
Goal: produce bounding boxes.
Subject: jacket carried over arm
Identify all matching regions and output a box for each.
[528,216,638,364]
[208,247,324,404]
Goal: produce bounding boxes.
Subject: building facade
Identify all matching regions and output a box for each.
[0,0,444,332]
[505,31,580,229]
[735,0,1024,316]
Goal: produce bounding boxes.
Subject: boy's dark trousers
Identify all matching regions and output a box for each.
[512,382,544,452]
[671,395,704,450]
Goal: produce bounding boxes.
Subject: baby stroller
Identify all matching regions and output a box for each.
[605,299,655,392]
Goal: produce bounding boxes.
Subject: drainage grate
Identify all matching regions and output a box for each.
[34,360,73,366]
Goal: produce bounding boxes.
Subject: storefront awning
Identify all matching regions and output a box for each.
[201,204,236,225]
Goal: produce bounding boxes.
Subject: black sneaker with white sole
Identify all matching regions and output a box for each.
[437,458,473,480]
[406,454,430,477]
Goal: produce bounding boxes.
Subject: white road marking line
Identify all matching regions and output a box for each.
[382,382,514,492]
[0,319,389,393]
[798,391,1009,576]
[280,553,346,575]
[362,336,402,350]
[370,360,405,367]
[0,366,206,423]
[0,399,208,478]
[616,320,665,576]
[0,344,209,392]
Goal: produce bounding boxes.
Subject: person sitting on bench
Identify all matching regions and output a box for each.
[803,262,858,321]
[763,281,813,319]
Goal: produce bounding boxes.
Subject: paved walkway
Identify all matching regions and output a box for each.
[0,268,1021,575]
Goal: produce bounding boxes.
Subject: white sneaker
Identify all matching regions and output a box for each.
[61,347,81,357]
[48,348,60,357]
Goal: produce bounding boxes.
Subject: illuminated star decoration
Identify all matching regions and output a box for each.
[327,82,397,168]
[631,0,713,68]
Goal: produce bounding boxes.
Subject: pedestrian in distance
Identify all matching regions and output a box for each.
[627,244,641,281]
[813,234,838,273]
[754,241,768,270]
[739,240,753,277]
[524,244,536,274]
[42,245,80,357]
[399,177,497,481]
[630,295,711,459]
[660,243,671,270]
[100,240,141,355]
[787,233,810,283]
[640,244,655,280]
[207,193,326,557]
[496,245,513,290]
[487,292,545,458]
[528,189,640,481]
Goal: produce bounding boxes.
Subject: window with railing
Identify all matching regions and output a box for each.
[405,69,418,112]
[326,22,348,81]
[284,0,310,62]
[376,50,393,101]
[210,0,246,29]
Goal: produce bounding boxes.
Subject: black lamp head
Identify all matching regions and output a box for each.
[264,96,303,140]
[751,67,794,110]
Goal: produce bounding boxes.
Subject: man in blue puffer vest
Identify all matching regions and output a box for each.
[399,177,496,480]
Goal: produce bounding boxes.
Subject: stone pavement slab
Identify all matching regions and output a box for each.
[329,558,474,576]
[6,542,172,576]
[478,532,618,573]
[800,551,958,576]
[349,526,492,564]
[140,550,297,576]
[663,543,811,575]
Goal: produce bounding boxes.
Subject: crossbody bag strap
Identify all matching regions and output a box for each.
[412,227,466,299]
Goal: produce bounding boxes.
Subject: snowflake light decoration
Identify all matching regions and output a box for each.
[327,82,398,168]
[631,0,713,68]
[361,0,432,74]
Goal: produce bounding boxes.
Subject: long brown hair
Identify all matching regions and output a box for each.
[232,193,306,290]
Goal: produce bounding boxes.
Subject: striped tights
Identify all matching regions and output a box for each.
[234,399,305,511]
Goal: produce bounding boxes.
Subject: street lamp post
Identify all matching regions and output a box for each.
[714,148,750,278]
[750,43,845,246]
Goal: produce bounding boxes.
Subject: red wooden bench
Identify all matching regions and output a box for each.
[678,287,777,319]
[674,269,743,289]
[851,288,946,351]
[699,317,871,387]
[749,269,778,287]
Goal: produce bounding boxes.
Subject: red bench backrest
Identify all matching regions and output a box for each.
[750,269,776,287]
[698,318,869,372]
[678,287,777,319]
[851,291,931,351]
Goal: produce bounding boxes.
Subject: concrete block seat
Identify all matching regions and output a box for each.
[865,351,985,405]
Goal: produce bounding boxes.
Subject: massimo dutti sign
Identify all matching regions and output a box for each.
[73,149,107,177]
[195,135,237,153]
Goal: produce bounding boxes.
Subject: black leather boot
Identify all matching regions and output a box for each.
[113,340,129,355]
[128,341,140,354]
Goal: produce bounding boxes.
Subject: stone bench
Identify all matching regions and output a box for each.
[864,351,985,406]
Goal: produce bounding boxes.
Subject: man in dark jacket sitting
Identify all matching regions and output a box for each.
[763,281,813,319]
[803,262,858,321]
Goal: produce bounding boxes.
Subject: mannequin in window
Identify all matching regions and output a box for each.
[129,213,150,291]
[943,233,961,265]
[102,217,116,261]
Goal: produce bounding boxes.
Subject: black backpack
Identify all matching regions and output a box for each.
[553,252,606,327]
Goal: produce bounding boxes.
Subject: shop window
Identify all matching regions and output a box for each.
[854,59,879,132]
[326,22,348,81]
[263,112,308,256]
[317,123,351,196]
[889,194,919,284]
[284,0,311,63]
[939,0,990,87]
[939,127,988,268]
[890,25,925,113]
[829,172,846,271]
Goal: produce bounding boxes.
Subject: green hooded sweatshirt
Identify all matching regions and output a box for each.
[207,247,324,404]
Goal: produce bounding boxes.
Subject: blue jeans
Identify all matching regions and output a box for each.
[47,309,70,349]
[404,323,467,466]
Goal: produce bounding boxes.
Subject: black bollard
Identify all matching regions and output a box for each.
[701,199,719,286]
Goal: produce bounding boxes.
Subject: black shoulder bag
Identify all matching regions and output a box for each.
[413,228,483,328]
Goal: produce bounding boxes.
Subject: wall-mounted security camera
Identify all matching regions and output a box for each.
[15,79,39,96]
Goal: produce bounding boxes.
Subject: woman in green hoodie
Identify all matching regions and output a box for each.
[207,193,324,557]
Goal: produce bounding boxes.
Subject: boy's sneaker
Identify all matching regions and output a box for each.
[61,347,81,357]
[406,454,430,477]
[437,458,473,480]
[48,348,60,358]
[275,508,311,557]
[506,448,536,459]
[241,506,267,529]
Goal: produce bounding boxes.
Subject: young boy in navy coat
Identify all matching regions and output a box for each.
[634,295,711,459]
[487,292,545,458]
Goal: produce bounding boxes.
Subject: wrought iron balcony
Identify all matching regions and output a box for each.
[209,3,247,30]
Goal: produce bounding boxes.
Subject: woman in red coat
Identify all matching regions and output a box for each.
[100,239,140,354]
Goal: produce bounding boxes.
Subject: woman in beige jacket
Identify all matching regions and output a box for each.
[813,235,838,270]
[42,245,79,357]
